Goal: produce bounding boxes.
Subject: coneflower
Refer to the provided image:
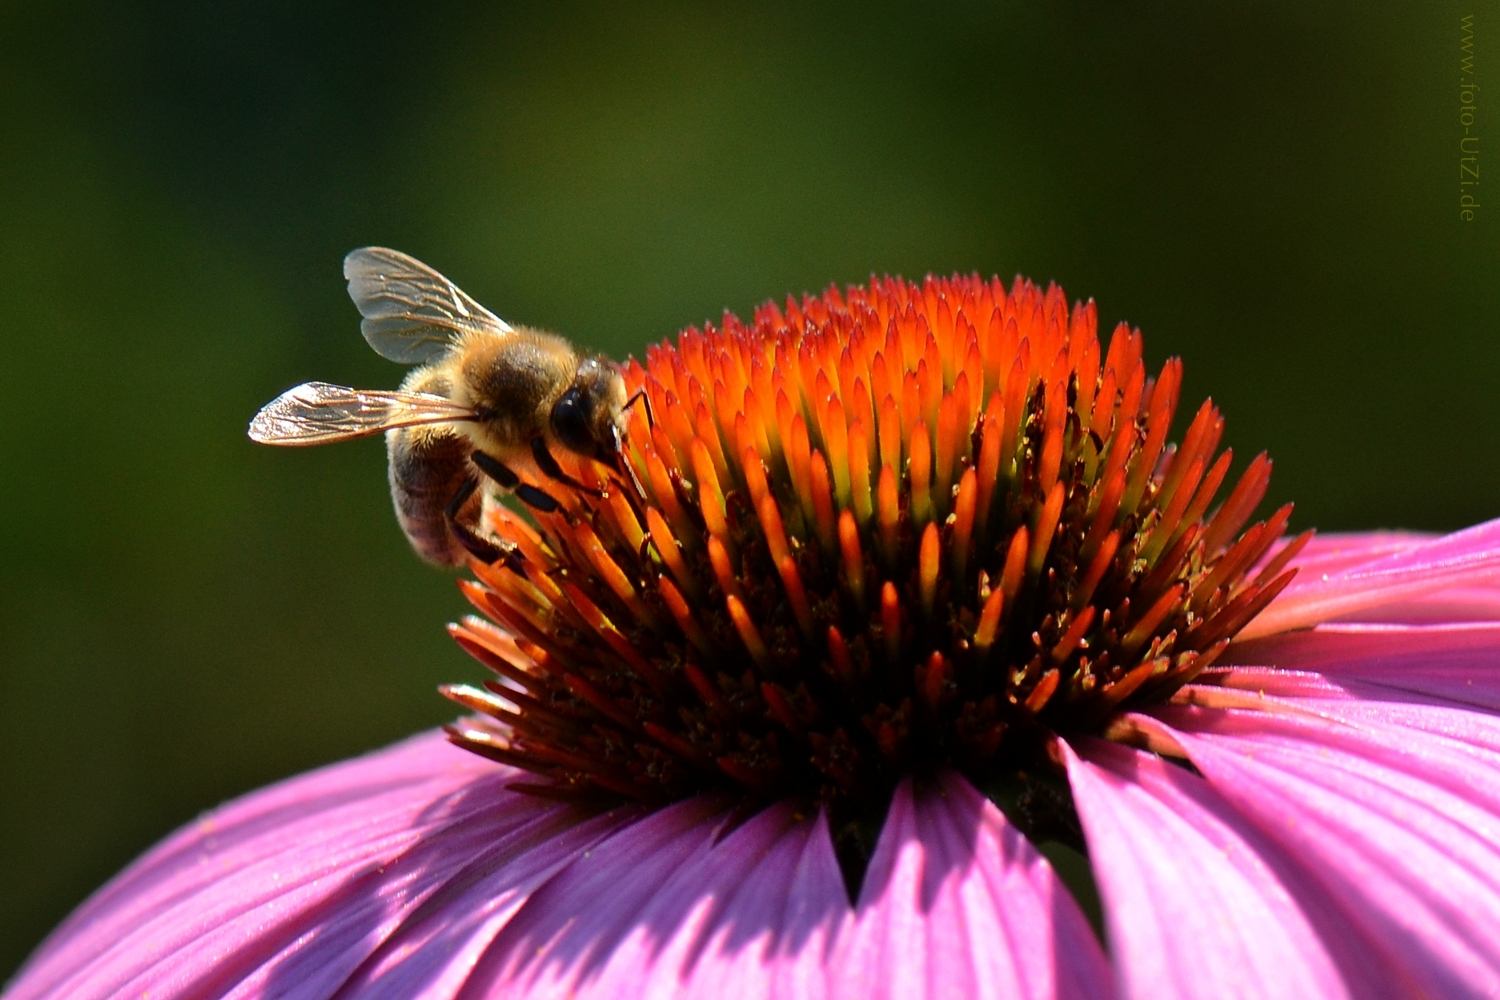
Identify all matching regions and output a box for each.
[443,274,1294,869]
[13,275,1500,1000]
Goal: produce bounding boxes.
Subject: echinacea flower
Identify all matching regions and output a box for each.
[12,275,1500,1000]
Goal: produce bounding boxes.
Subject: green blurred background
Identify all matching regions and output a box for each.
[2,0,1496,976]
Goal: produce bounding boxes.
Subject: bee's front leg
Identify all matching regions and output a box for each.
[530,437,603,497]
[470,451,562,514]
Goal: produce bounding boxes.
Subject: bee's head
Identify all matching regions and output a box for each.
[550,354,629,464]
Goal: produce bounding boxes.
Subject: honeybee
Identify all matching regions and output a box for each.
[249,247,640,567]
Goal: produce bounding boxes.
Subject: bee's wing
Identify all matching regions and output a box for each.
[248,381,477,446]
[344,247,514,365]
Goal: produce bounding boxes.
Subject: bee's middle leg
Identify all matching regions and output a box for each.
[470,450,562,514]
[444,475,525,573]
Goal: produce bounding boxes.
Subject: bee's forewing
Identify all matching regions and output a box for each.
[344,247,513,364]
[248,381,476,445]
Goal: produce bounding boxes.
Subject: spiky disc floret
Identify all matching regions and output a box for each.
[443,275,1304,821]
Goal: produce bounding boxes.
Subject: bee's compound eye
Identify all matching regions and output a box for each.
[550,387,595,455]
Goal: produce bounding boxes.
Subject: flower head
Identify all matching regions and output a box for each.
[14,275,1500,1000]
[445,275,1295,853]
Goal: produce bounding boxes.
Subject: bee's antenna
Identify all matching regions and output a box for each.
[624,388,655,429]
[612,423,650,501]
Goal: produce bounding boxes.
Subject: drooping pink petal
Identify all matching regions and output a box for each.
[639,806,848,1000]
[298,807,634,1000]
[1223,622,1500,712]
[1061,737,1403,1000]
[1331,585,1500,624]
[1262,531,1432,578]
[1190,666,1358,699]
[1178,671,1500,755]
[6,733,645,1000]
[1288,694,1500,754]
[1255,530,1500,624]
[1243,518,1500,639]
[460,798,850,1000]
[833,772,1113,1000]
[1135,706,1500,999]
[1155,700,1500,824]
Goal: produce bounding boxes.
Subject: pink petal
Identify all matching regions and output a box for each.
[1223,622,1500,712]
[1061,738,1401,1000]
[1138,706,1500,998]
[1192,665,1359,699]
[303,808,633,999]
[1263,531,1433,578]
[1287,695,1500,755]
[462,798,850,1000]
[7,733,633,1000]
[1181,670,1500,754]
[10,731,534,1000]
[648,807,849,1000]
[1330,585,1500,624]
[15,730,871,1000]
[833,772,1113,1000]
[1243,518,1500,639]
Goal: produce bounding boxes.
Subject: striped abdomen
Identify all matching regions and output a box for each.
[386,423,476,566]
